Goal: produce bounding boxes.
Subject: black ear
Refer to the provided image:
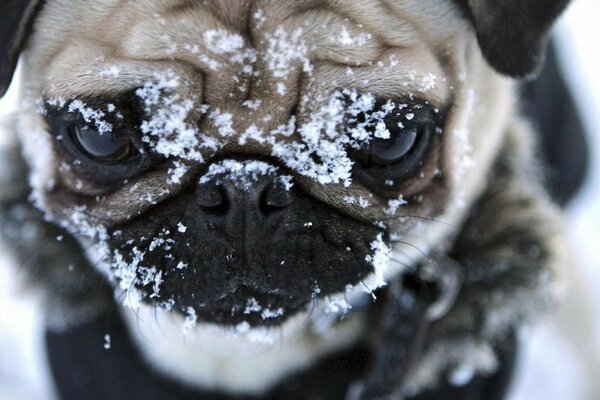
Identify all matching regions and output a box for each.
[455,0,572,77]
[0,0,45,97]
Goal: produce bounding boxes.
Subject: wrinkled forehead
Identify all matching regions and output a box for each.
[31,0,466,106]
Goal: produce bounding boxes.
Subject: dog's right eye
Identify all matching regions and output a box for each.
[70,124,135,163]
[44,98,158,189]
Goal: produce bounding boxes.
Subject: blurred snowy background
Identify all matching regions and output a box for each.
[0,1,599,399]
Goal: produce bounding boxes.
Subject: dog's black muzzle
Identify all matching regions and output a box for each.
[107,159,383,326]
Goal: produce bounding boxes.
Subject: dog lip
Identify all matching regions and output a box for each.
[190,285,310,327]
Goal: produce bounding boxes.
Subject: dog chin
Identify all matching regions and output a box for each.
[120,288,370,395]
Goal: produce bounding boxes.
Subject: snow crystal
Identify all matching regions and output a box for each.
[177,223,187,233]
[238,125,265,146]
[261,308,285,320]
[182,307,197,335]
[103,334,111,350]
[176,261,188,270]
[344,195,371,209]
[242,99,262,110]
[384,195,408,215]
[419,73,437,92]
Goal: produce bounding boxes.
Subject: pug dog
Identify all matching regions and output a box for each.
[0,0,575,399]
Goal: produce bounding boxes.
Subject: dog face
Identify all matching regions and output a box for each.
[0,0,573,394]
[0,0,569,329]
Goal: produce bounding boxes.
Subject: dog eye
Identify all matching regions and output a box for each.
[43,97,158,190]
[70,124,134,162]
[354,126,419,166]
[349,102,442,196]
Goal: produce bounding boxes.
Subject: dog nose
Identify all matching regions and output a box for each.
[196,161,295,217]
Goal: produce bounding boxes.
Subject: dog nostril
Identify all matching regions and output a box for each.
[197,181,228,214]
[260,182,294,215]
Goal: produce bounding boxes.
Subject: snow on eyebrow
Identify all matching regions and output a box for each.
[264,27,312,95]
[337,24,372,46]
[203,29,245,55]
[132,66,407,188]
[136,70,206,162]
[268,89,401,186]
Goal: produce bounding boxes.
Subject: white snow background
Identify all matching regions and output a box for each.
[1,1,599,399]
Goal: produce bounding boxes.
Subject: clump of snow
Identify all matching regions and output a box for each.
[203,30,245,55]
[208,109,236,137]
[67,100,113,135]
[337,25,372,46]
[343,195,371,208]
[264,27,312,94]
[136,70,205,161]
[268,89,399,186]
[100,65,121,78]
[261,307,285,320]
[176,261,188,270]
[199,159,294,192]
[177,222,187,233]
[363,234,392,290]
[384,195,408,215]
[167,161,189,184]
[325,295,352,314]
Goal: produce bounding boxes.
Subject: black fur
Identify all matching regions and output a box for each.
[0,0,44,96]
[453,0,572,77]
[107,163,383,326]
[522,42,589,205]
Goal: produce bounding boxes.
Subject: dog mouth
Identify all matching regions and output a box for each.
[188,285,311,327]
[101,159,387,329]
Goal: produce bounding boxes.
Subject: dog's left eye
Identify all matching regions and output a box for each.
[353,126,420,166]
[349,102,442,196]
